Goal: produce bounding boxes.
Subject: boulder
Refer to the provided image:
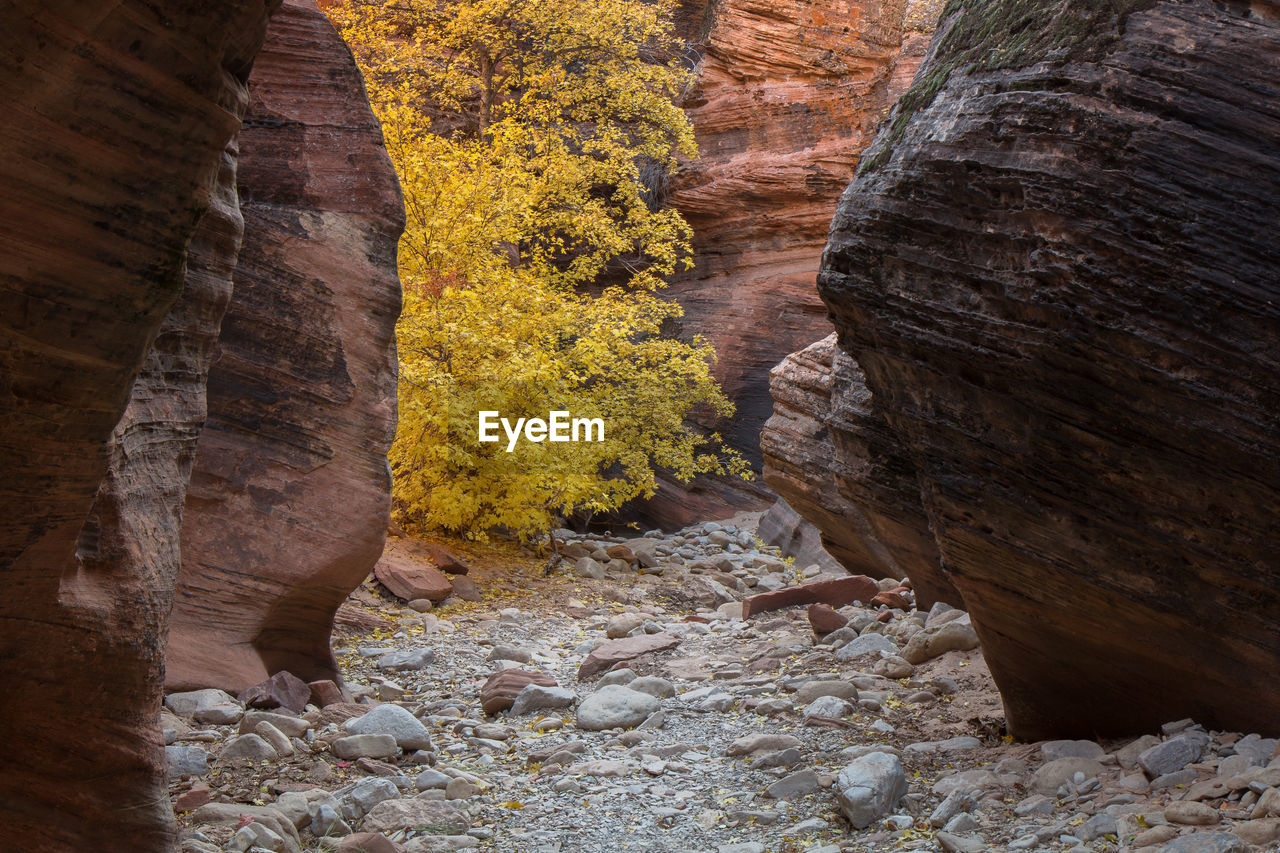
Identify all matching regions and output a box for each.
[0,2,277,848]
[167,0,403,693]
[807,0,1280,737]
[575,686,661,731]
[835,751,908,828]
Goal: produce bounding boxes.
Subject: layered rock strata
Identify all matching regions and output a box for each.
[641,0,942,527]
[761,335,960,609]
[168,0,403,693]
[0,2,276,849]
[815,0,1280,738]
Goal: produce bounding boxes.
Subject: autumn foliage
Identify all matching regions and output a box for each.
[330,0,749,538]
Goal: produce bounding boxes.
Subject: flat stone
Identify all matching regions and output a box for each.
[576,685,661,731]
[332,734,398,760]
[727,734,802,757]
[905,737,982,755]
[1140,733,1208,778]
[375,554,453,602]
[360,798,468,835]
[336,833,399,853]
[487,645,532,663]
[802,696,853,718]
[510,684,576,716]
[742,575,879,618]
[165,688,244,725]
[1165,800,1220,826]
[240,710,310,739]
[765,770,820,800]
[192,804,301,853]
[1157,831,1249,853]
[836,751,908,829]
[578,633,680,680]
[376,648,434,672]
[936,832,985,853]
[795,680,858,705]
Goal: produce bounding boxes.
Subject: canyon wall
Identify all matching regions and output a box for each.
[811,0,1280,738]
[0,1,401,847]
[0,3,275,849]
[643,0,942,528]
[169,0,403,694]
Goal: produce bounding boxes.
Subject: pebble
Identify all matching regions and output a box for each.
[510,684,576,716]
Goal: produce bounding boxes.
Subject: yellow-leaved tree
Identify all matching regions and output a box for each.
[330,0,750,538]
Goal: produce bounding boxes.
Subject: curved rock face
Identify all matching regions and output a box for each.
[817,0,1280,738]
[0,2,274,849]
[641,0,942,528]
[761,335,960,609]
[167,0,404,693]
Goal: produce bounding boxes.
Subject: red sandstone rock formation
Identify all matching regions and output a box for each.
[761,335,961,609]
[167,0,404,693]
[640,0,942,528]
[0,3,276,849]
[813,0,1280,738]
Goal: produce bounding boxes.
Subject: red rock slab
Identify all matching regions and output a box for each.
[481,669,558,716]
[744,576,879,619]
[872,590,913,611]
[373,552,453,603]
[429,543,472,575]
[578,634,682,681]
[808,603,849,636]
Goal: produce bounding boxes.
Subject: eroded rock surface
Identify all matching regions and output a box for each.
[640,0,944,527]
[169,0,404,693]
[815,0,1280,738]
[762,335,960,609]
[0,2,275,849]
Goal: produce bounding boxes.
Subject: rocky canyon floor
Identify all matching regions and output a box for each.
[167,517,1280,853]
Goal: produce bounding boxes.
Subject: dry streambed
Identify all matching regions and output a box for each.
[167,523,1280,853]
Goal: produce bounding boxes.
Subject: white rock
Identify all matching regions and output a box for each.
[836,751,908,829]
